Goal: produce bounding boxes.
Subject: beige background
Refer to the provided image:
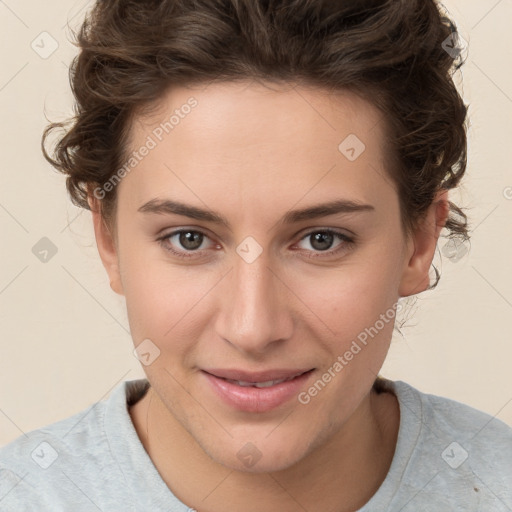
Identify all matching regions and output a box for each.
[1,0,511,447]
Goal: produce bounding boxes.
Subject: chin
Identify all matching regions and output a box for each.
[198,430,316,474]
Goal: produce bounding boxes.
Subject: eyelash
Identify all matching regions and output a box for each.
[157,228,355,260]
[298,229,355,259]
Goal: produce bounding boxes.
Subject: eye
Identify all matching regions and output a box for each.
[294,229,354,258]
[157,229,217,259]
[157,227,355,260]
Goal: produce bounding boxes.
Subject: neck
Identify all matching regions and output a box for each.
[129,384,400,512]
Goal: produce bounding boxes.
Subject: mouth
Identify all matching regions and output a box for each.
[223,374,304,388]
[201,368,315,412]
[203,368,314,382]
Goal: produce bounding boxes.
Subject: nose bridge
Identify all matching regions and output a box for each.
[215,249,291,354]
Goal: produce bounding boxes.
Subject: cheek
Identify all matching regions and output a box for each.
[297,254,401,337]
[117,235,175,341]
[119,243,218,354]
[296,254,402,395]
[298,263,400,417]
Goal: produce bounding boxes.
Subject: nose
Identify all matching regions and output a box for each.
[214,251,294,356]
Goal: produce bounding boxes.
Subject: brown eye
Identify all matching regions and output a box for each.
[157,229,215,259]
[295,229,355,259]
[309,231,335,251]
[177,231,204,251]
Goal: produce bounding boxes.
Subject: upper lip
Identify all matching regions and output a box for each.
[202,368,313,382]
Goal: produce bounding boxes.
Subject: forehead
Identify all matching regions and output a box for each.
[131,80,385,153]
[120,80,394,218]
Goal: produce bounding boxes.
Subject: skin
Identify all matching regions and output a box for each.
[90,80,449,512]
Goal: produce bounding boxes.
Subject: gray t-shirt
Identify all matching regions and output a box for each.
[1,378,511,511]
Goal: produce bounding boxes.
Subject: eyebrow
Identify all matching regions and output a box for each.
[138,198,375,229]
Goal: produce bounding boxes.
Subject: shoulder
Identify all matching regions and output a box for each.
[0,390,108,467]
[0,394,110,509]
[0,379,149,511]
[382,379,512,511]
[381,377,512,447]
[411,382,512,459]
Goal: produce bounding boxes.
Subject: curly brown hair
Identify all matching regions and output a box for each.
[43,0,469,288]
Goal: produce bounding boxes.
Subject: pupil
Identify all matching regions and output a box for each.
[180,231,202,250]
[311,232,333,251]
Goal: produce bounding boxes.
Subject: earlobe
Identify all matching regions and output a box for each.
[88,195,124,296]
[398,190,449,297]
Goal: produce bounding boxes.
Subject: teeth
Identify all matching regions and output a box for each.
[254,380,285,388]
[226,375,299,388]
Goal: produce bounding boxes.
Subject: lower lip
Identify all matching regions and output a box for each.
[202,370,314,413]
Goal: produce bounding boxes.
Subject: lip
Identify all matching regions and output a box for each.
[201,368,315,413]
[202,368,313,382]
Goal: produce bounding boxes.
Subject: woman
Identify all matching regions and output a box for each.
[1,0,511,510]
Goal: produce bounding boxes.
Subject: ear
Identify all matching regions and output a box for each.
[398,189,449,297]
[88,194,124,296]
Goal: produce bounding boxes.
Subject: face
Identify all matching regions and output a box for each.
[93,80,442,473]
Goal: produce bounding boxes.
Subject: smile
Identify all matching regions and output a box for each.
[202,369,315,413]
